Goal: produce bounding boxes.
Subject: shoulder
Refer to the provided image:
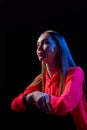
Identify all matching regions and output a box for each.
[66,66,84,79]
[67,66,84,74]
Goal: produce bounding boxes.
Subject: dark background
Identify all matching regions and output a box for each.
[0,0,87,128]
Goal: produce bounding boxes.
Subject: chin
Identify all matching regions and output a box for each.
[39,58,44,61]
[39,59,49,63]
[38,56,48,62]
[38,57,45,62]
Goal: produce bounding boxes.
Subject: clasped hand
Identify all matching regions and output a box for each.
[26,91,52,114]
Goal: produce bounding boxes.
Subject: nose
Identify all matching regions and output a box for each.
[37,44,43,51]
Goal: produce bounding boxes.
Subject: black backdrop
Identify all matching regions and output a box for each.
[0,0,87,128]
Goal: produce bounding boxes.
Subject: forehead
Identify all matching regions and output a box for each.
[37,33,49,42]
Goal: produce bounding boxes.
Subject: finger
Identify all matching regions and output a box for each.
[44,95,52,113]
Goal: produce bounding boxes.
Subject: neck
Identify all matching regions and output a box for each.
[46,62,59,78]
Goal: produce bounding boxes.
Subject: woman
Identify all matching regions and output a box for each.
[11,30,87,130]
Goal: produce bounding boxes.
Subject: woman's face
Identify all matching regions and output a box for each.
[36,33,58,63]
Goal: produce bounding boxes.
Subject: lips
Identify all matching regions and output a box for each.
[38,51,43,56]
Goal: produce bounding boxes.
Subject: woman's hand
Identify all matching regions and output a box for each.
[25,91,52,114]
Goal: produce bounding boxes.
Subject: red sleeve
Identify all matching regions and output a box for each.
[50,67,84,116]
[11,74,42,112]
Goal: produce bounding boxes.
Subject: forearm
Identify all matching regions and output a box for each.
[22,92,75,115]
[11,94,27,112]
[11,83,42,112]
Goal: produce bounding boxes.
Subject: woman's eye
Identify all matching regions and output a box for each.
[44,40,49,44]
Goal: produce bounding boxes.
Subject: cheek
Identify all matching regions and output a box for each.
[43,45,48,50]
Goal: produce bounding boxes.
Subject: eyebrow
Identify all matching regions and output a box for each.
[37,38,48,44]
